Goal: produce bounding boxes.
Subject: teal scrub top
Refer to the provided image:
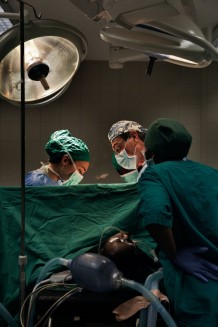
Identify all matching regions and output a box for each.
[137,160,218,327]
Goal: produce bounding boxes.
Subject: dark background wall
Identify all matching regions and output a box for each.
[0,61,218,185]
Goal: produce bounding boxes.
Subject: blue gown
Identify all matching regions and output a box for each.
[25,168,62,186]
[137,159,218,327]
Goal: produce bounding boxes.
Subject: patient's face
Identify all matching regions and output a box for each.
[102,232,136,259]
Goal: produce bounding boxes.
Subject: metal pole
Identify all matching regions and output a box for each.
[19,0,27,309]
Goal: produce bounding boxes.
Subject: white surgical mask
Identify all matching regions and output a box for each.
[115,149,137,170]
[62,170,83,186]
[121,170,138,183]
[62,151,84,186]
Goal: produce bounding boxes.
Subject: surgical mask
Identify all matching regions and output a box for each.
[121,170,138,183]
[62,151,83,185]
[115,149,137,170]
[62,170,83,186]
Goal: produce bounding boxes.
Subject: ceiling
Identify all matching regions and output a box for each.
[6,0,218,62]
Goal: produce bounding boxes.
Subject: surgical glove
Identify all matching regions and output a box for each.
[174,246,218,283]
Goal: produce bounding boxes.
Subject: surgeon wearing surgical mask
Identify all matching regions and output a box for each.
[112,153,139,183]
[108,120,148,182]
[25,129,90,186]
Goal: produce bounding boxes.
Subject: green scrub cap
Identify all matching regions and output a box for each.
[145,118,192,160]
[108,120,147,143]
[45,129,90,162]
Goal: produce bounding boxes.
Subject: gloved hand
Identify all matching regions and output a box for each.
[174,246,218,283]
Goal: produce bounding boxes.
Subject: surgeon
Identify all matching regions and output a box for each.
[25,129,90,186]
[108,120,148,182]
[137,118,218,326]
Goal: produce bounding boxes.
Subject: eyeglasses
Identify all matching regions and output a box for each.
[112,139,126,154]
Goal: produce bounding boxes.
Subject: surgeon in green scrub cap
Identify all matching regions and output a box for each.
[137,118,218,327]
[25,129,90,186]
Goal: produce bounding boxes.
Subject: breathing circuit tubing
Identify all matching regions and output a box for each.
[27,253,177,327]
[122,278,176,327]
[68,253,177,327]
[139,269,165,327]
[36,257,69,284]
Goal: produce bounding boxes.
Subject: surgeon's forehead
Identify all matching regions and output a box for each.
[75,161,89,172]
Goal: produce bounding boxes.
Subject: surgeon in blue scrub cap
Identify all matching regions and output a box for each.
[108,120,148,182]
[25,130,90,186]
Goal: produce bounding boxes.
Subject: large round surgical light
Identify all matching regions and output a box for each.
[0,19,87,107]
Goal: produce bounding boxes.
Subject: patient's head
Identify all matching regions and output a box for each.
[101,232,136,271]
[100,231,159,282]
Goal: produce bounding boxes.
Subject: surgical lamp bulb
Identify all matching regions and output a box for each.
[27,61,50,90]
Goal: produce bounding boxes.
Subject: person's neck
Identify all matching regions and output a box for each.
[48,164,62,181]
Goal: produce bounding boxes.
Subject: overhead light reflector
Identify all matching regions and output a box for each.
[0,19,87,107]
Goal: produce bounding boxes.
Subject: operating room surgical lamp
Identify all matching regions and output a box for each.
[70,0,218,69]
[0,4,87,107]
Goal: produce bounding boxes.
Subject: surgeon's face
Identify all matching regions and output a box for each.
[111,136,126,154]
[74,161,90,176]
[112,131,145,169]
[59,156,89,180]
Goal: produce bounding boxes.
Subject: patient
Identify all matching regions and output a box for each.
[101,231,159,283]
[101,232,169,324]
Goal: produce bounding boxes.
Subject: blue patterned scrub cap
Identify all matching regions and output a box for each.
[108,120,147,143]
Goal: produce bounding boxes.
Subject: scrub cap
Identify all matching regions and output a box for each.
[108,120,147,143]
[45,129,90,162]
[145,118,192,160]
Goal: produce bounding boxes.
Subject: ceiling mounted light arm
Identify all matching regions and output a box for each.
[70,0,179,23]
[0,0,41,20]
[100,23,212,68]
[70,0,218,69]
[19,0,42,19]
[69,0,105,21]
[146,15,218,61]
[103,2,218,67]
[108,45,148,69]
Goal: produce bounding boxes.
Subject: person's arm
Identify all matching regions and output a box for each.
[138,170,218,283]
[147,224,218,283]
[146,224,176,261]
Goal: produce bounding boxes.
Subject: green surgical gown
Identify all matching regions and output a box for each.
[137,159,218,327]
